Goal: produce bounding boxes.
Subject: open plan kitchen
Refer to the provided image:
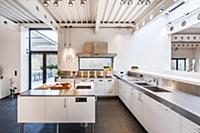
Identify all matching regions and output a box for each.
[0,0,200,133]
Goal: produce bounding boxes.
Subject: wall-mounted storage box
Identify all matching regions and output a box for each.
[84,42,108,54]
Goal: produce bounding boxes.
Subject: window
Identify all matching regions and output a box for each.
[171,58,187,71]
[79,57,113,70]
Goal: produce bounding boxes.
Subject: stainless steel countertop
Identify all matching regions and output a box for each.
[114,74,200,125]
[19,82,95,97]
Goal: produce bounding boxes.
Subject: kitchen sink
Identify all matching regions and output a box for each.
[76,85,91,89]
[144,86,170,92]
[135,82,149,86]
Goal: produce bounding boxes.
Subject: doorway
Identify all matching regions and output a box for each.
[29,29,58,89]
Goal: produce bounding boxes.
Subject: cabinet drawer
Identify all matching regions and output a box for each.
[68,97,95,123]
[45,97,67,122]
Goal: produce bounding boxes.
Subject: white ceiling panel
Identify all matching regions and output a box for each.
[0,0,177,30]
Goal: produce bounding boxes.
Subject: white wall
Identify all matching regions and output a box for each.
[0,26,20,90]
[58,14,171,72]
[58,28,135,71]
[20,27,29,92]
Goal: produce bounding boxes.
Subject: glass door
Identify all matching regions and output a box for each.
[46,54,58,84]
[29,29,58,89]
[31,53,43,88]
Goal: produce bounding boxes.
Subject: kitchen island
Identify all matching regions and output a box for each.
[18,82,96,133]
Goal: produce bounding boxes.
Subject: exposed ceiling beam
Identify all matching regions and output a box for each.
[16,0,58,31]
[0,16,19,31]
[60,23,134,28]
[107,0,118,22]
[95,0,104,33]
[102,0,110,23]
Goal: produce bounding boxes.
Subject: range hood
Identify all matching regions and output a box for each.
[77,42,117,58]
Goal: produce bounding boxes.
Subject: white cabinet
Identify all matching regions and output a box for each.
[142,94,181,133]
[93,78,116,96]
[68,97,95,123]
[45,97,67,123]
[0,79,9,99]
[132,89,143,124]
[118,80,132,109]
[94,79,105,96]
[129,88,136,115]
[18,96,96,123]
[181,116,200,133]
[18,97,45,123]
[104,79,116,96]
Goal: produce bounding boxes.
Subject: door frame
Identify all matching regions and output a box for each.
[29,28,57,89]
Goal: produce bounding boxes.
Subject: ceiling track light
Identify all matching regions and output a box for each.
[80,0,86,7]
[120,0,151,5]
[43,0,86,7]
[43,0,49,7]
[68,0,74,7]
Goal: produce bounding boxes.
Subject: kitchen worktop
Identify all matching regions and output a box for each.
[56,75,115,79]
[114,73,200,126]
[19,82,95,97]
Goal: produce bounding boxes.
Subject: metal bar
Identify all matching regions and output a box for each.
[63,0,73,23]
[117,5,130,23]
[56,123,59,133]
[19,123,24,133]
[112,4,123,22]
[75,0,83,23]
[107,0,117,22]
[102,0,109,23]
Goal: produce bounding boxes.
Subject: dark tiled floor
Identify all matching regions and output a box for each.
[0,97,147,133]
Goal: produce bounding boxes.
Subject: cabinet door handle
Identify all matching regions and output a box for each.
[131,89,134,95]
[138,93,143,102]
[64,98,67,108]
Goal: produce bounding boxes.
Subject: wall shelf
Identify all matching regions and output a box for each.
[77,53,117,58]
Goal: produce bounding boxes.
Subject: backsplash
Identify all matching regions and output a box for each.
[128,71,200,96]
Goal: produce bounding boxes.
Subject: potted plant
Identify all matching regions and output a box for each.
[57,70,63,84]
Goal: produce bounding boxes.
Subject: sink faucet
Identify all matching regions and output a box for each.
[148,77,159,86]
[153,77,159,86]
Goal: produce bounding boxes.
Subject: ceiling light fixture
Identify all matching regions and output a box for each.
[43,0,85,7]
[53,0,59,7]
[80,0,86,7]
[68,0,73,7]
[137,0,151,5]
[120,0,151,6]
[43,0,49,7]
